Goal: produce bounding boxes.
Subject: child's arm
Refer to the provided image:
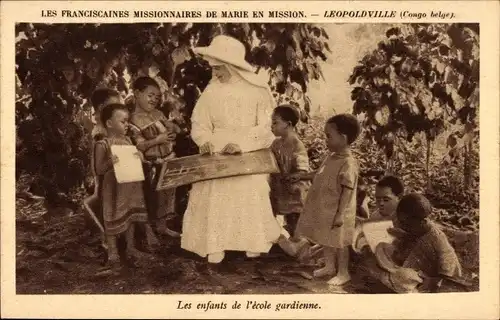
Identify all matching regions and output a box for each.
[332,161,358,228]
[287,170,316,182]
[94,142,118,175]
[131,125,172,152]
[332,186,355,228]
[166,120,182,134]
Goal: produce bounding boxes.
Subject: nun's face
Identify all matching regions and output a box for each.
[212,65,232,83]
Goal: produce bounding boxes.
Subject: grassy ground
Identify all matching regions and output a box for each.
[15,194,478,295]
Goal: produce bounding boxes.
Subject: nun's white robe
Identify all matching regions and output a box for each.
[181,76,282,257]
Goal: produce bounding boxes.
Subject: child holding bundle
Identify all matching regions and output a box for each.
[294,114,361,285]
[129,77,181,237]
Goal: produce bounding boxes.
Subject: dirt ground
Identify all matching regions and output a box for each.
[15,197,479,294]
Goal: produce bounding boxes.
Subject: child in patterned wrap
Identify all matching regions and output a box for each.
[129,76,181,237]
[93,103,159,265]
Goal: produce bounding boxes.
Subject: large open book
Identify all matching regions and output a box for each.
[361,220,396,253]
[156,149,279,190]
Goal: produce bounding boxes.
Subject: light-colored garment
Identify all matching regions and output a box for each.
[353,210,397,253]
[181,75,282,257]
[296,150,359,248]
[270,135,311,215]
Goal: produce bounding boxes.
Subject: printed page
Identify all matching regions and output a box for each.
[110,145,145,183]
[1,1,499,319]
[362,220,395,253]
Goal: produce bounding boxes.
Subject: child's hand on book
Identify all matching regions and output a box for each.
[111,155,119,164]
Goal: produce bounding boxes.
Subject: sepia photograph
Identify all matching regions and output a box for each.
[13,21,481,296]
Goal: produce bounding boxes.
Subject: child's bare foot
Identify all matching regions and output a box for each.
[327,273,351,286]
[157,218,181,238]
[277,236,307,257]
[157,225,181,238]
[107,253,121,268]
[144,225,160,251]
[126,248,153,260]
[313,266,336,278]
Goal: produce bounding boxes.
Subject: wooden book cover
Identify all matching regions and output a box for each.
[156,149,279,190]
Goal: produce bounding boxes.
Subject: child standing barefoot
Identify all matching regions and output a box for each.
[84,88,122,245]
[129,77,181,237]
[270,105,311,238]
[295,114,361,285]
[94,103,158,264]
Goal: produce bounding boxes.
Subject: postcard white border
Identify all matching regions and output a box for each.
[1,1,499,319]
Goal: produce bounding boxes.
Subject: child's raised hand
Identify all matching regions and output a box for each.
[111,154,119,164]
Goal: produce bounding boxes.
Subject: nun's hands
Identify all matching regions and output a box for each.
[199,142,215,155]
[221,143,242,155]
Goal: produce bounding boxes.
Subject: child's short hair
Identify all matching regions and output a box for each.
[133,76,160,92]
[273,104,300,127]
[326,114,361,145]
[396,193,432,220]
[91,88,120,107]
[377,175,405,197]
[100,103,128,126]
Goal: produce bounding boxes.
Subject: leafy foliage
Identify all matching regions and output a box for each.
[15,23,329,206]
[347,24,479,182]
[299,117,479,232]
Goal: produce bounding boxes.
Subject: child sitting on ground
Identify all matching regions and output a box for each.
[354,193,463,293]
[270,105,311,238]
[353,175,405,253]
[129,76,181,237]
[294,114,361,285]
[93,103,159,265]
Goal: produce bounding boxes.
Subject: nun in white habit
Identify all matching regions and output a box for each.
[181,35,285,264]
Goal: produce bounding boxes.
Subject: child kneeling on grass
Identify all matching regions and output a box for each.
[354,193,464,293]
